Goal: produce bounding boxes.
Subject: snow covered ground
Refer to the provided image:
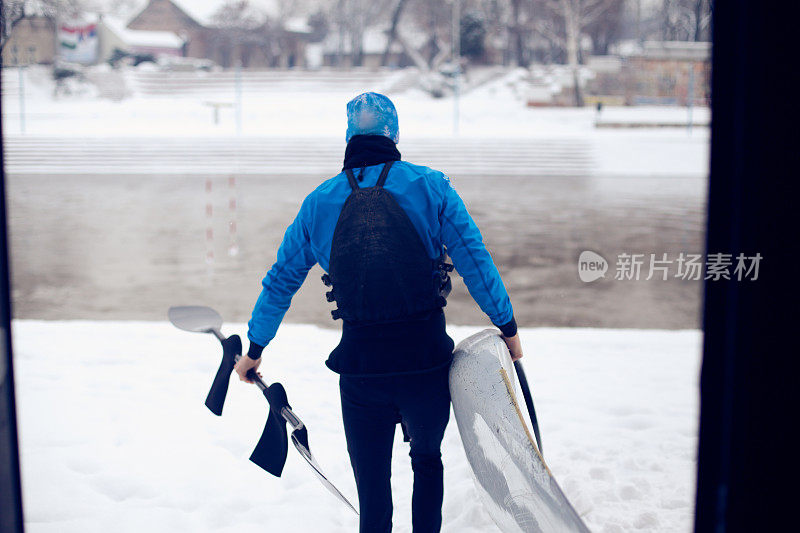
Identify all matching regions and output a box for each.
[13,320,701,532]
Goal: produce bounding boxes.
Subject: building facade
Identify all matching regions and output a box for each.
[126,0,204,58]
[127,0,310,68]
[586,41,712,106]
[1,16,57,66]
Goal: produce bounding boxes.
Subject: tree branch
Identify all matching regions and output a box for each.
[381,0,408,66]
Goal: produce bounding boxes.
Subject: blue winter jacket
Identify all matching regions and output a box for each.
[247,160,514,348]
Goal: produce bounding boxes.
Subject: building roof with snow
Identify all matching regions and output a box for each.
[103,16,184,49]
[126,1,309,33]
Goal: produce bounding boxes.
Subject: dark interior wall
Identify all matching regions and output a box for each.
[695,1,799,531]
[1,116,25,531]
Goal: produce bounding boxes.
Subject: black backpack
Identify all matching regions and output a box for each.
[322,161,453,323]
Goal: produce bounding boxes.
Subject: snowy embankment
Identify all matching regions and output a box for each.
[13,320,700,532]
[1,66,709,179]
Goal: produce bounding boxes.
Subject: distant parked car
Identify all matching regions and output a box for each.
[107,48,156,69]
[156,55,217,72]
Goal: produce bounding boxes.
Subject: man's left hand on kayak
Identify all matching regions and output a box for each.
[503,333,523,361]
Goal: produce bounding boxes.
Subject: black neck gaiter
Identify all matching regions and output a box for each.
[342,135,402,170]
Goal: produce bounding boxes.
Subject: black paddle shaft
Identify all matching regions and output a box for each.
[514,360,543,455]
[168,305,359,515]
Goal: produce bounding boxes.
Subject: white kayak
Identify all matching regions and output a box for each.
[449,329,590,533]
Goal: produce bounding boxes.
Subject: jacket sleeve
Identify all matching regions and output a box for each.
[437,176,516,334]
[247,195,317,348]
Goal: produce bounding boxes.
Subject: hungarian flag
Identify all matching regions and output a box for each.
[58,23,98,63]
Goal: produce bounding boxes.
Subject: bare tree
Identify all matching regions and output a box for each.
[102,0,141,18]
[660,0,710,41]
[402,0,451,71]
[585,0,623,55]
[661,0,691,40]
[1,2,27,52]
[692,0,709,41]
[209,1,271,67]
[326,0,393,67]
[211,1,267,31]
[533,0,617,105]
[508,0,529,67]
[472,0,512,65]
[381,0,409,67]
[553,0,615,68]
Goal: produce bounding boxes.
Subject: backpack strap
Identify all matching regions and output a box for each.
[375,160,395,188]
[344,168,359,190]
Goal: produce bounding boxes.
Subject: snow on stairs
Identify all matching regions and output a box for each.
[125,69,402,98]
[381,68,422,94]
[0,69,21,99]
[84,70,128,101]
[3,136,593,177]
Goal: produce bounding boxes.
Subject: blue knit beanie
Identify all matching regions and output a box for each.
[345,92,399,144]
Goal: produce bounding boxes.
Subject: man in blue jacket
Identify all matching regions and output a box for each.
[236,92,521,532]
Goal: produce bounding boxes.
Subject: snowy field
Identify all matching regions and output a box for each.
[13,320,701,532]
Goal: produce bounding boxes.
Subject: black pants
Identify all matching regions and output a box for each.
[339,364,452,533]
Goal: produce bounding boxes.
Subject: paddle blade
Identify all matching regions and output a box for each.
[168,306,222,334]
[204,334,241,416]
[291,432,359,516]
[249,407,289,476]
[249,382,291,476]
